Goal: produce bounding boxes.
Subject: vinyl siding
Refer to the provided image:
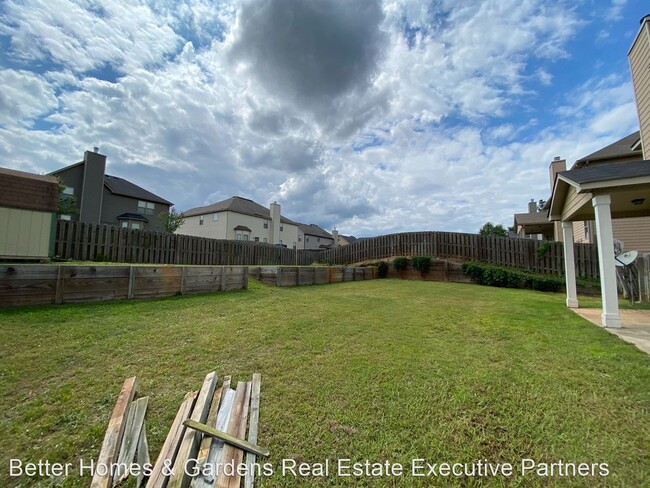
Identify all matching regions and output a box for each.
[629,22,650,159]
[0,207,54,258]
[561,188,592,221]
[612,216,650,253]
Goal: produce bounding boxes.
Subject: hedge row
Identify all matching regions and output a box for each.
[461,262,563,292]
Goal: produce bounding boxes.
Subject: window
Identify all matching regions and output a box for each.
[263,238,267,243]
[132,222,142,230]
[212,213,219,221]
[263,219,268,229]
[199,216,204,226]
[62,186,74,196]
[120,220,143,230]
[293,242,296,249]
[298,236,302,242]
[584,222,591,241]
[60,214,72,221]
[279,240,283,245]
[236,233,250,241]
[280,224,284,231]
[121,221,129,228]
[138,200,155,215]
[254,237,259,242]
[306,236,310,242]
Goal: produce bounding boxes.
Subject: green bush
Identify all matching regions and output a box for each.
[462,262,562,293]
[377,261,389,278]
[393,257,409,271]
[411,256,432,273]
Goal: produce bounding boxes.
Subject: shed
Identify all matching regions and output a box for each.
[0,167,59,260]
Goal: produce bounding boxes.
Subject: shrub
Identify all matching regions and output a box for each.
[411,256,432,273]
[393,257,409,271]
[377,261,389,278]
[461,262,562,293]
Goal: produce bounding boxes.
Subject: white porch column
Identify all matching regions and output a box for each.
[592,194,621,328]
[561,222,579,308]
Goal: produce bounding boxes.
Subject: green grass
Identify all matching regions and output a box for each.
[1,280,649,487]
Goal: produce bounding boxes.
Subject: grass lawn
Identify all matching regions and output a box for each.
[1,280,649,487]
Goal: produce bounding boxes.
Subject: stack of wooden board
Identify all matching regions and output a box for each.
[91,372,263,488]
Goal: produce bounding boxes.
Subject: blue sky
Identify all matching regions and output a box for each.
[0,0,647,236]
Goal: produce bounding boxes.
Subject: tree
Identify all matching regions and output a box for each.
[55,177,78,216]
[479,222,508,237]
[158,207,185,233]
[537,199,547,212]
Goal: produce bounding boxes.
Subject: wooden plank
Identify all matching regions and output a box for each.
[146,391,198,488]
[167,372,218,488]
[215,381,252,488]
[136,420,151,488]
[244,374,262,488]
[114,396,149,485]
[191,387,236,488]
[90,377,138,488]
[184,418,268,458]
[195,382,226,466]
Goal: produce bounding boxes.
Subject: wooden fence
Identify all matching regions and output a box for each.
[322,232,600,279]
[249,265,378,287]
[53,220,324,266]
[0,264,248,307]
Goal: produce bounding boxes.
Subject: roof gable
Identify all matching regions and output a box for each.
[183,196,297,224]
[104,174,172,205]
[574,131,642,167]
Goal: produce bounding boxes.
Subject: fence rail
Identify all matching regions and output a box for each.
[54,220,324,266]
[322,232,600,279]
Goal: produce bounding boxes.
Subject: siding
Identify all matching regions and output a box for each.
[612,216,650,252]
[0,207,54,258]
[561,188,592,221]
[629,21,650,159]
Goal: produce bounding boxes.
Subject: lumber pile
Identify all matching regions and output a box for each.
[90,372,263,488]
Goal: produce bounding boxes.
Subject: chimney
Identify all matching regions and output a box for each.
[528,199,537,213]
[629,15,650,159]
[270,201,281,245]
[331,228,339,248]
[79,149,106,224]
[549,156,566,191]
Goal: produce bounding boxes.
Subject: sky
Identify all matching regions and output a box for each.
[0,0,647,237]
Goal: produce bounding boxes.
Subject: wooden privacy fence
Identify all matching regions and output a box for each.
[249,265,377,287]
[0,264,248,307]
[322,232,600,279]
[54,220,324,266]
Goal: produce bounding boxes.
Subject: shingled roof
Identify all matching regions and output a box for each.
[559,160,650,186]
[298,223,332,239]
[183,196,298,224]
[104,175,172,205]
[574,131,642,167]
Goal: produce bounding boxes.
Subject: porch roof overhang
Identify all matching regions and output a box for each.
[513,212,555,235]
[548,161,650,222]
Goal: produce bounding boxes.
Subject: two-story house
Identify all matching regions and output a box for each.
[51,149,173,232]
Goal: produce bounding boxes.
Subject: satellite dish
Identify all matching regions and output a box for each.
[615,250,638,267]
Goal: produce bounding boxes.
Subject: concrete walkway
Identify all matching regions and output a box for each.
[572,308,650,355]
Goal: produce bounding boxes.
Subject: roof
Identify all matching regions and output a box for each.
[513,212,552,226]
[0,167,59,184]
[233,225,252,232]
[340,235,358,244]
[558,160,650,186]
[104,175,172,205]
[298,223,332,239]
[0,166,59,213]
[116,213,149,222]
[183,196,298,224]
[574,131,642,167]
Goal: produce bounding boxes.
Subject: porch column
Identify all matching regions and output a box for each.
[592,194,621,328]
[561,222,578,308]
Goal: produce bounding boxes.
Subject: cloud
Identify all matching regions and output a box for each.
[0,69,58,127]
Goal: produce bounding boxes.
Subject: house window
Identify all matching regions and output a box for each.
[60,215,72,221]
[212,213,219,221]
[263,219,268,229]
[293,242,296,249]
[236,233,250,241]
[280,224,284,231]
[138,200,155,215]
[584,222,590,241]
[263,238,267,243]
[254,237,259,242]
[306,236,309,242]
[62,186,74,196]
[199,216,204,226]
[132,222,142,230]
[121,220,143,230]
[298,236,302,242]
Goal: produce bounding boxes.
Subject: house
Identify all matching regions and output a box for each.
[0,167,59,260]
[51,149,173,232]
[337,235,358,246]
[298,224,336,249]
[179,196,301,247]
[513,199,554,240]
[547,14,650,328]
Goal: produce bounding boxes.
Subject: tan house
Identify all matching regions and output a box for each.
[298,224,336,250]
[179,196,301,248]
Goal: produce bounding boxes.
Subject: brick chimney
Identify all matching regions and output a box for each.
[528,199,537,213]
[629,14,650,159]
[548,156,566,191]
[79,149,106,224]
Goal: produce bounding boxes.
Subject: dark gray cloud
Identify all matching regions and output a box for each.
[230,0,386,111]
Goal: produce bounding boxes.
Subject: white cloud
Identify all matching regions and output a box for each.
[0,69,58,127]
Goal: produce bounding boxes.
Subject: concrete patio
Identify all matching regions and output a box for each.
[572,308,650,355]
